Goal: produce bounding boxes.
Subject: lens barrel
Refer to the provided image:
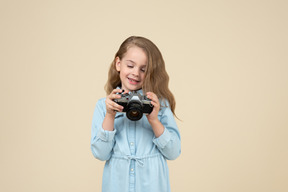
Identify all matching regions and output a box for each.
[126,101,143,121]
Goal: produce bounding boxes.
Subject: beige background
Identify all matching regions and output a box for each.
[1,0,287,191]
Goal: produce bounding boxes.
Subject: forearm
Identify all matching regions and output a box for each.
[91,127,116,161]
[91,100,116,161]
[153,128,181,160]
[102,113,115,131]
[91,113,116,161]
[149,119,165,138]
[150,105,181,160]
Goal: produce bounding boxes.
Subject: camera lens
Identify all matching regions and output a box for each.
[126,101,143,121]
[130,110,139,117]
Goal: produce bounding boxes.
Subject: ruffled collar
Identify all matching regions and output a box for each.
[116,87,144,95]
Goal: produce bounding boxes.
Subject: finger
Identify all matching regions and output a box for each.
[107,101,123,112]
[147,93,159,103]
[106,98,123,108]
[110,89,128,100]
[108,93,122,100]
[110,89,124,96]
[108,91,123,100]
[150,100,159,108]
[146,92,153,98]
[147,92,157,98]
[113,88,124,93]
[123,90,129,94]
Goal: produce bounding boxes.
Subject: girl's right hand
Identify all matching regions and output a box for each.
[105,89,127,116]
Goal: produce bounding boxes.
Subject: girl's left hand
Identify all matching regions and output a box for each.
[146,92,160,123]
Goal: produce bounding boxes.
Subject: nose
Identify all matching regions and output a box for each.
[132,67,140,76]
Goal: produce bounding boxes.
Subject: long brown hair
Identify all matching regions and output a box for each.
[105,36,177,116]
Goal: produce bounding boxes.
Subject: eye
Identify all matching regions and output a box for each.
[127,65,133,68]
[141,68,146,72]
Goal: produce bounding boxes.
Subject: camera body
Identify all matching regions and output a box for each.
[114,91,153,121]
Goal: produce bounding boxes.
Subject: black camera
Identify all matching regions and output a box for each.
[114,91,153,121]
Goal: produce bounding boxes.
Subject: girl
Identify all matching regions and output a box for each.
[91,36,181,192]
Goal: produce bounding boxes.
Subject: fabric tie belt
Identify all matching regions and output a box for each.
[125,155,144,167]
[111,153,161,167]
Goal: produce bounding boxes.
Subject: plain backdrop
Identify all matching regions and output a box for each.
[1,0,287,192]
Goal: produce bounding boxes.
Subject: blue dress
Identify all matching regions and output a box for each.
[91,90,181,192]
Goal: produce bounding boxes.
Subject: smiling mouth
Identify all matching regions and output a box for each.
[128,77,140,84]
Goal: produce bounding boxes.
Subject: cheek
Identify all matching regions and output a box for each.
[141,73,146,79]
[141,74,146,83]
[120,69,128,76]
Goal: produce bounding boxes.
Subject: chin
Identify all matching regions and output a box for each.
[126,85,142,92]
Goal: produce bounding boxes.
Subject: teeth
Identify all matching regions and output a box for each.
[129,78,138,82]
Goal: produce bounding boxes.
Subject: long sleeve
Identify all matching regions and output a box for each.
[152,104,181,160]
[91,96,180,191]
[91,98,116,161]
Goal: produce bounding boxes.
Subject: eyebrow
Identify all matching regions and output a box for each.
[126,59,136,64]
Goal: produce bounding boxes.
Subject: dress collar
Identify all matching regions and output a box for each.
[116,87,144,95]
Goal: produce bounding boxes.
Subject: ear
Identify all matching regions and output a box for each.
[115,57,121,72]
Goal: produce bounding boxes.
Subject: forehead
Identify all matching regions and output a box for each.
[123,46,147,65]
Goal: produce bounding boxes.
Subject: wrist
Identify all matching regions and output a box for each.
[148,118,161,126]
[102,113,116,131]
[149,119,164,138]
[106,112,116,119]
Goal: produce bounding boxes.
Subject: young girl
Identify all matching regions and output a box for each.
[91,36,181,192]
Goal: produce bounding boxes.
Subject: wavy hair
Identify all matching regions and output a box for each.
[105,36,177,116]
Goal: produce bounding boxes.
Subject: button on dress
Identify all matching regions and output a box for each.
[91,90,181,192]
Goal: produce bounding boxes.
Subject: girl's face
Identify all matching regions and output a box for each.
[116,46,147,92]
